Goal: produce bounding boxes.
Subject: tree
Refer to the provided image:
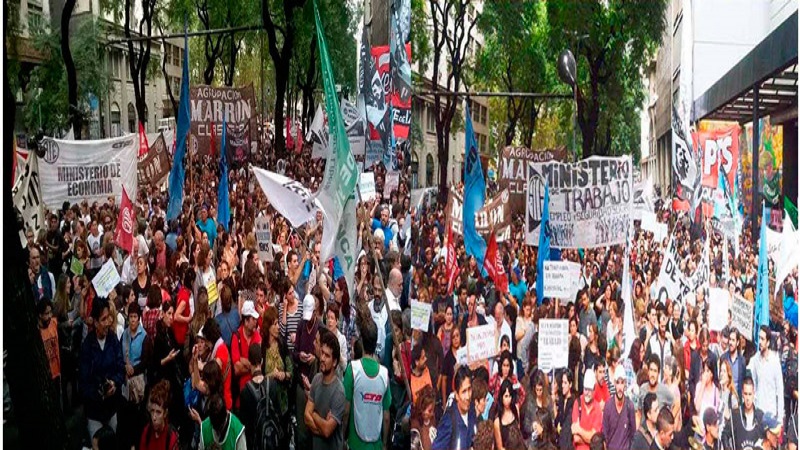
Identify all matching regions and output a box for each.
[262,0,307,157]
[61,0,81,137]
[426,0,477,204]
[4,0,69,447]
[546,0,666,157]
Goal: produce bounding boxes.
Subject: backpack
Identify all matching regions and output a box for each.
[247,376,284,450]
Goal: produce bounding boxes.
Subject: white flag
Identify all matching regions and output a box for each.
[774,216,800,295]
[252,166,320,229]
[332,193,359,297]
[307,105,329,160]
[12,151,45,246]
[622,247,635,358]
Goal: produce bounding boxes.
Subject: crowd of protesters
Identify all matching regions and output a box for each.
[407,180,798,450]
[18,127,416,450]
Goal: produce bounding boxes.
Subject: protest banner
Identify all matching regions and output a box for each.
[92,259,121,298]
[137,133,170,187]
[708,288,730,331]
[499,146,569,212]
[225,121,252,168]
[364,141,383,171]
[525,156,633,248]
[255,215,274,262]
[410,300,432,332]
[12,150,44,245]
[189,84,258,156]
[538,319,569,373]
[543,261,582,300]
[341,99,366,156]
[467,324,496,363]
[640,211,668,242]
[447,188,513,242]
[39,134,138,208]
[731,294,754,339]
[657,233,711,305]
[456,347,468,366]
[383,171,400,199]
[359,172,377,201]
[370,42,412,141]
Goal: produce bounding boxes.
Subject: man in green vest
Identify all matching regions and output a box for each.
[199,394,245,450]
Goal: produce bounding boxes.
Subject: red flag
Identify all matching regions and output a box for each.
[115,187,135,254]
[445,224,459,296]
[285,117,295,150]
[137,122,149,159]
[484,230,509,293]
[210,122,217,158]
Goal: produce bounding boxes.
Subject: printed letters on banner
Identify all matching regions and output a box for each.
[656,233,711,305]
[525,156,633,248]
[255,215,274,262]
[38,134,138,208]
[225,121,252,168]
[498,146,568,212]
[538,319,569,373]
[189,84,257,156]
[341,99,366,156]
[137,133,171,187]
[448,188,513,242]
[12,150,45,245]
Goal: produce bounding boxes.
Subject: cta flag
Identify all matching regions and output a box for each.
[314,0,359,263]
[252,167,320,229]
[536,183,552,305]
[463,102,487,269]
[137,122,149,159]
[754,203,770,346]
[115,186,135,254]
[167,29,191,221]
[484,230,509,294]
[217,116,230,232]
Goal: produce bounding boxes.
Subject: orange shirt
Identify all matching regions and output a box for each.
[40,319,61,379]
[410,366,433,403]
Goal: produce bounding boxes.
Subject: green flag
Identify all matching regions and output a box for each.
[785,197,798,230]
[313,0,359,269]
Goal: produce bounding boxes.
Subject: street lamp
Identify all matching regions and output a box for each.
[557,49,578,160]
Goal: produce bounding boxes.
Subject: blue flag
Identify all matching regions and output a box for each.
[217,117,230,232]
[536,183,552,305]
[166,29,190,221]
[463,102,487,269]
[754,203,770,345]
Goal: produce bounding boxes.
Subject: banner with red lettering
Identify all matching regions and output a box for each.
[370,43,412,142]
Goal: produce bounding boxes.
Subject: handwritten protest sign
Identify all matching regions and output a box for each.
[543,261,581,300]
[383,171,400,199]
[203,270,219,306]
[92,259,120,298]
[708,288,730,331]
[467,324,496,363]
[538,319,569,373]
[731,294,754,339]
[410,300,432,332]
[255,215,274,262]
[359,172,377,201]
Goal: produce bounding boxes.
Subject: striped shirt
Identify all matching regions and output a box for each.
[278,300,303,353]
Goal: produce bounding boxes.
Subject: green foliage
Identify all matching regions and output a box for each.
[546,0,666,157]
[411,0,431,75]
[22,18,108,135]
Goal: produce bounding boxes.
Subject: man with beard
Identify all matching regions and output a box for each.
[572,370,603,450]
[722,377,764,450]
[602,366,635,450]
[751,325,784,428]
[306,328,346,450]
[646,309,673,382]
[632,393,660,449]
[459,291,487,341]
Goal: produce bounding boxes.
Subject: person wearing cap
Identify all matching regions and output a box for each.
[702,408,720,450]
[572,369,604,450]
[231,301,262,408]
[602,365,635,450]
[294,289,322,448]
[761,414,783,450]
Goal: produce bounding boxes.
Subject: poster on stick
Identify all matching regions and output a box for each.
[92,259,120,298]
[359,172,377,202]
[38,134,138,208]
[410,300,432,332]
[543,261,581,300]
[538,319,569,373]
[467,324,496,363]
[731,294,754,339]
[525,156,633,248]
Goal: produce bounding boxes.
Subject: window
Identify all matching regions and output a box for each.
[426,105,435,133]
[481,105,487,125]
[426,154,435,187]
[411,151,419,189]
[128,103,136,133]
[143,104,149,129]
[111,103,121,137]
[27,3,44,34]
[174,46,181,66]
[480,135,487,154]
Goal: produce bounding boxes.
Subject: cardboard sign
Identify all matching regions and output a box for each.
[92,259,120,298]
[708,288,729,331]
[466,324,496,363]
[410,300,432,332]
[456,347,468,366]
[255,215,274,262]
[731,294,754,339]
[543,261,582,300]
[538,319,569,373]
[359,172,377,202]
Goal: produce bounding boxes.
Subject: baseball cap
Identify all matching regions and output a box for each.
[614,365,626,382]
[241,301,259,320]
[584,369,596,390]
[763,415,782,435]
[302,294,316,321]
[702,408,718,427]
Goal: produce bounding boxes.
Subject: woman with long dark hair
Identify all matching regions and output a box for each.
[554,368,576,449]
[489,350,526,412]
[149,300,187,437]
[493,379,522,450]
